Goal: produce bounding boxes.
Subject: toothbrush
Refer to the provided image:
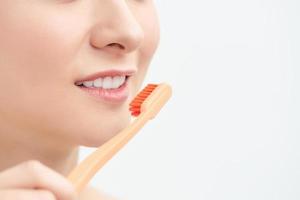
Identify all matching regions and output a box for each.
[67,83,172,192]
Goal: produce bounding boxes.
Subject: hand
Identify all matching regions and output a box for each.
[0,160,78,200]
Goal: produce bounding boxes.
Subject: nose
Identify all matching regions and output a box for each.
[89,1,144,55]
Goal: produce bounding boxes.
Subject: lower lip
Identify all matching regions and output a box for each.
[76,81,129,103]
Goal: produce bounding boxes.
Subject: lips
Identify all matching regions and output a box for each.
[74,69,136,103]
[74,69,136,84]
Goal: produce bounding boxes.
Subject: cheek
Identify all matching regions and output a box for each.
[139,5,161,60]
[132,5,160,91]
[0,4,88,138]
[0,4,85,85]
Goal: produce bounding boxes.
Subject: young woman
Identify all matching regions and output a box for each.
[0,0,160,199]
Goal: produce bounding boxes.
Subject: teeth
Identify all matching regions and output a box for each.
[83,81,93,87]
[93,78,103,87]
[79,75,127,89]
[119,76,126,85]
[102,77,113,89]
[112,76,121,88]
[112,76,125,88]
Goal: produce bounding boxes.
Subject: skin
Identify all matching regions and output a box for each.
[0,0,160,199]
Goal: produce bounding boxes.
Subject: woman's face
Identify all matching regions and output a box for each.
[0,0,160,147]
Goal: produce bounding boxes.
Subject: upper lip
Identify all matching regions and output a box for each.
[75,69,136,84]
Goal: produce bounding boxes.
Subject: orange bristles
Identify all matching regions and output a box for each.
[129,84,158,116]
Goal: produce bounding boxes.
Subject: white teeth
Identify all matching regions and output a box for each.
[112,76,126,88]
[79,75,127,89]
[83,81,93,87]
[102,77,113,89]
[119,76,126,84]
[112,76,121,88]
[93,77,103,87]
[117,75,126,87]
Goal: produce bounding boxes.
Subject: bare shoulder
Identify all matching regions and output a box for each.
[79,185,120,200]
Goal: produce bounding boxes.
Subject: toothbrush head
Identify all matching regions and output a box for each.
[129,83,172,119]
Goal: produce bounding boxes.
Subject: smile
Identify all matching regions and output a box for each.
[75,75,131,104]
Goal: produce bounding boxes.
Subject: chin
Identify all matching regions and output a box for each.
[77,112,131,148]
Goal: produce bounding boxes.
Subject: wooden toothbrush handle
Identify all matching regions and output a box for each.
[67,112,149,192]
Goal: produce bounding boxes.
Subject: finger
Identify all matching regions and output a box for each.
[0,189,56,200]
[0,160,77,200]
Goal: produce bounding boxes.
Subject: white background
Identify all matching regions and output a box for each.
[79,0,300,199]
